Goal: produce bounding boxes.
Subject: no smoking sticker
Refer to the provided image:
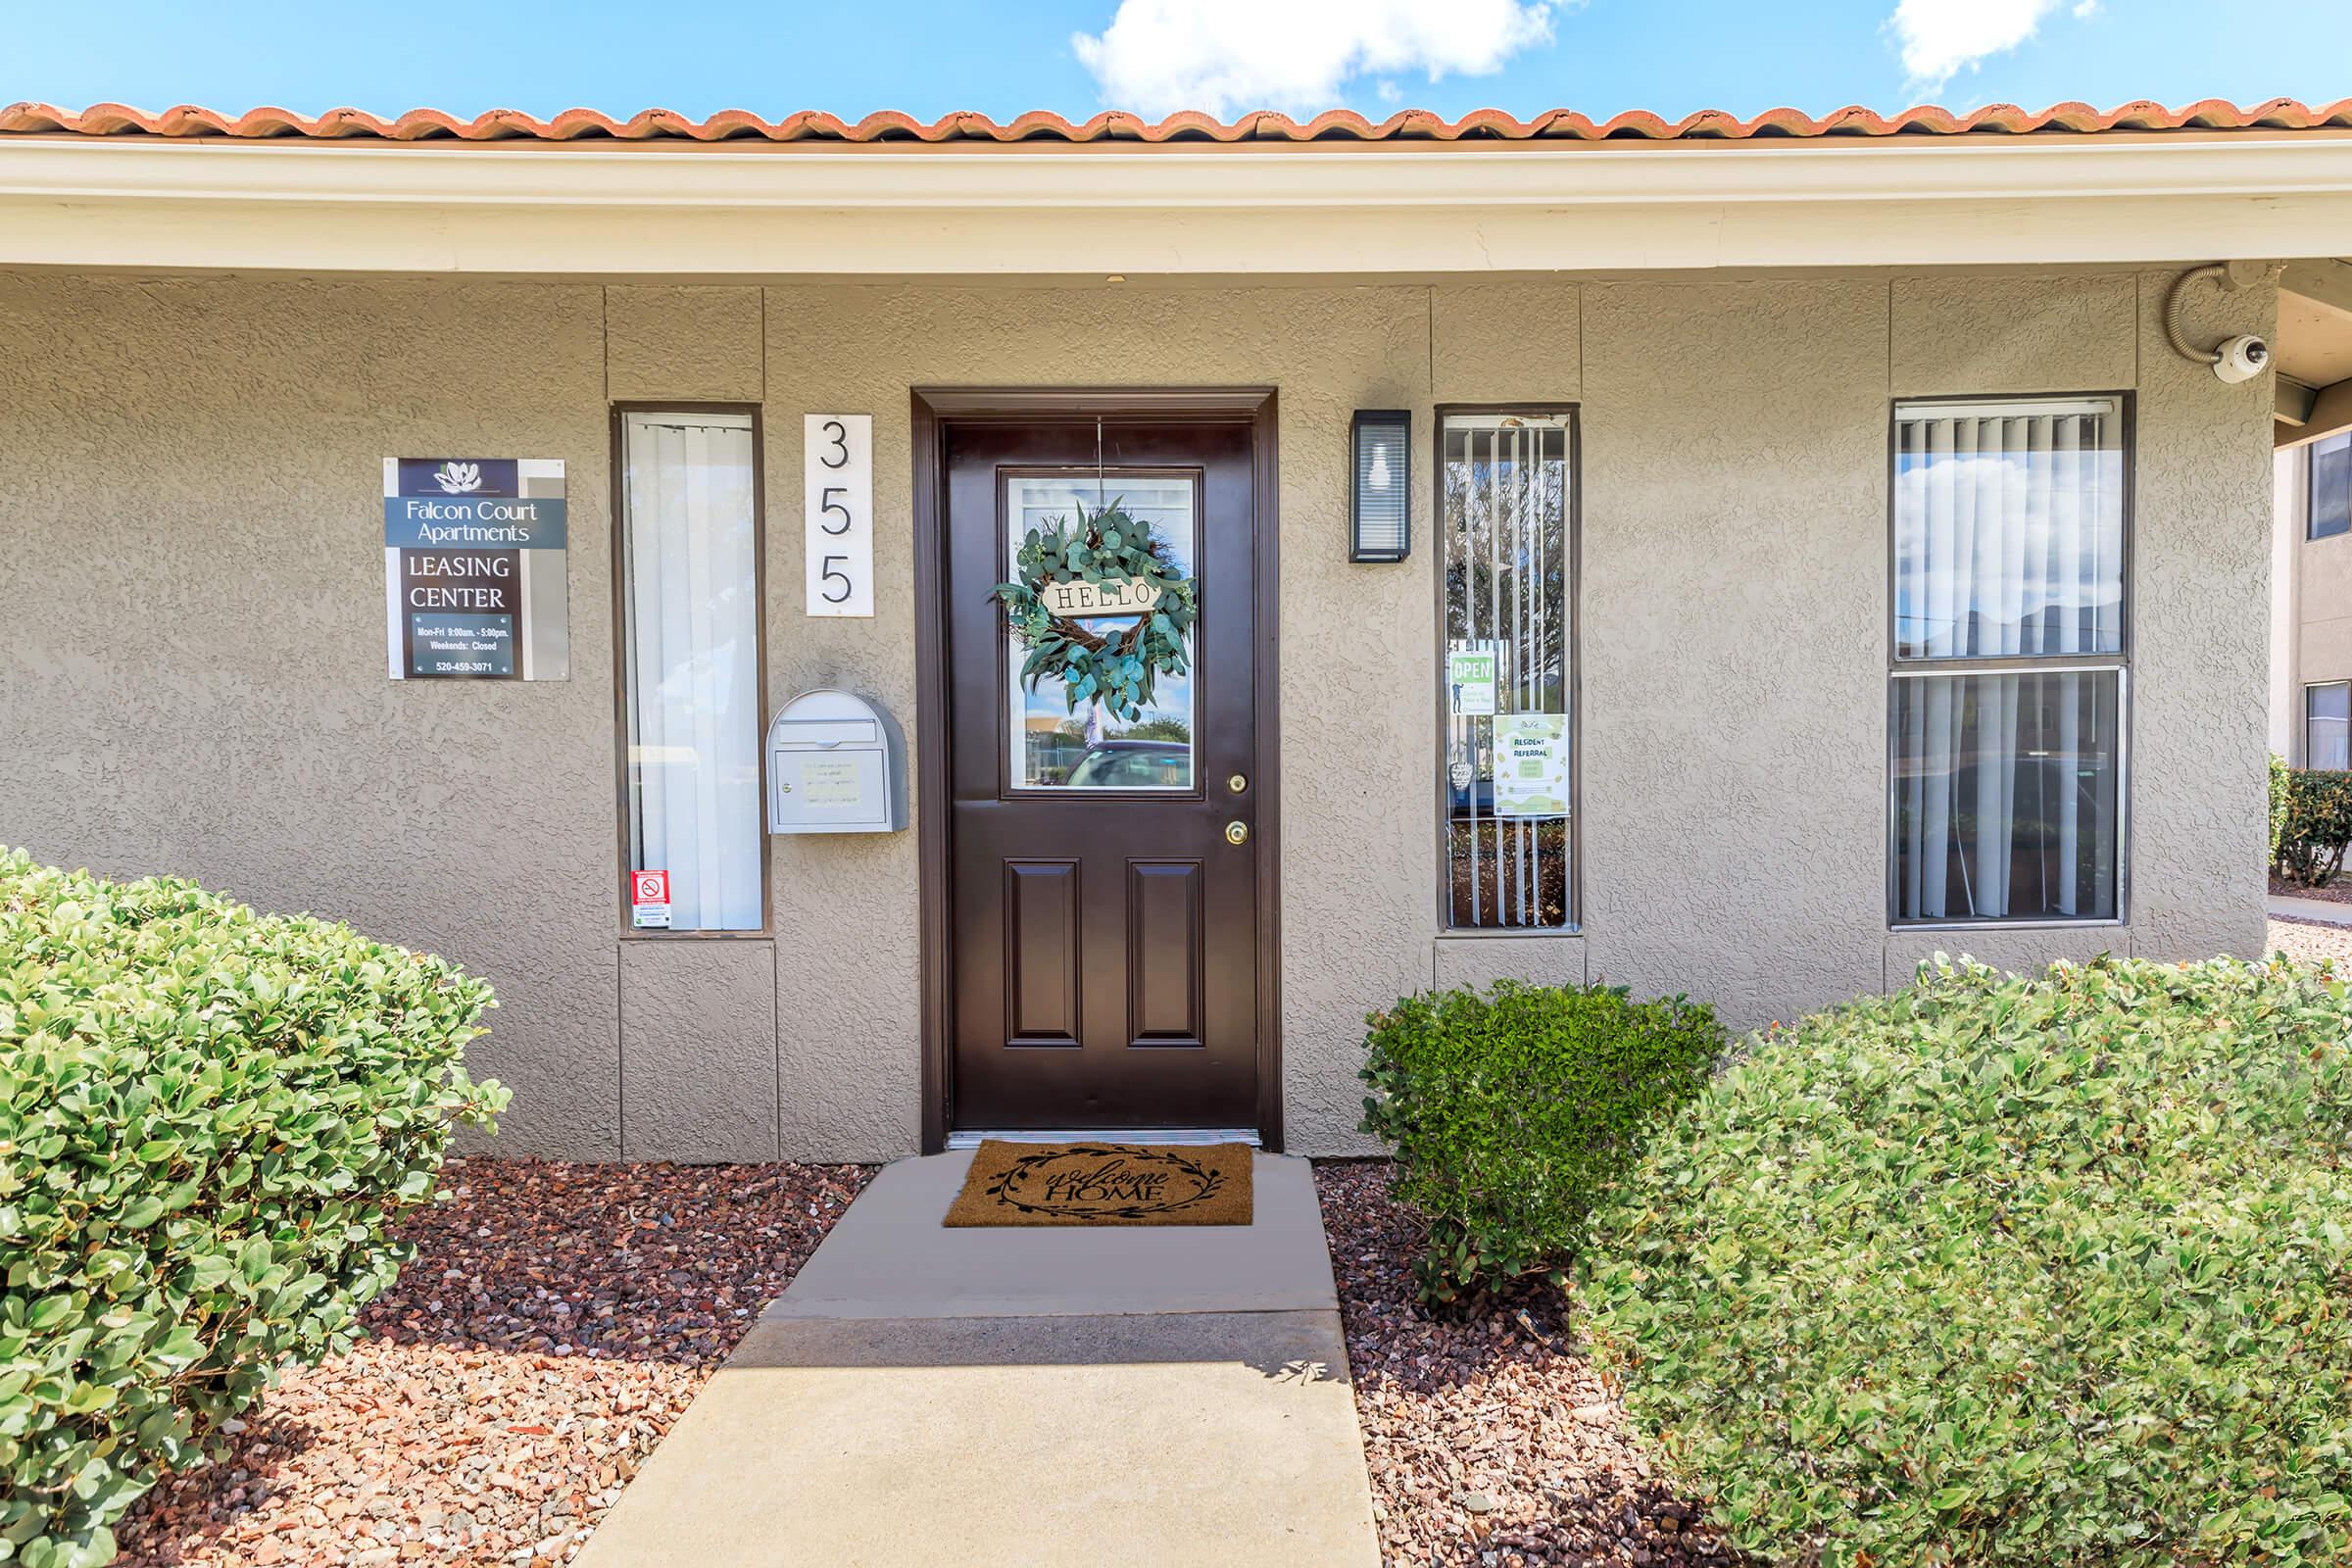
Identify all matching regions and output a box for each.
[630,869,671,929]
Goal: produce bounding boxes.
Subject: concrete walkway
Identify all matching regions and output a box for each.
[2271,892,2352,927]
[575,1150,1380,1568]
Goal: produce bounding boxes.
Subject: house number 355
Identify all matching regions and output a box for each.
[805,415,873,617]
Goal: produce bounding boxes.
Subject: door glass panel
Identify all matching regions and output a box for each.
[1005,474,1197,791]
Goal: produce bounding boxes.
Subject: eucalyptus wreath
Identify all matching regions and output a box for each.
[992,499,1199,722]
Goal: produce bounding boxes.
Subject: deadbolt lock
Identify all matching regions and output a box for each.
[1228,773,1249,795]
[1224,820,1250,847]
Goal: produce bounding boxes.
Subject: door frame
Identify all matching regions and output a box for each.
[909,387,1282,1154]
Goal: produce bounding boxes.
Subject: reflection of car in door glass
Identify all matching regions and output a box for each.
[1065,739,1191,789]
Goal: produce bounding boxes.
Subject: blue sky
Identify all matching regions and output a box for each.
[7,0,2349,123]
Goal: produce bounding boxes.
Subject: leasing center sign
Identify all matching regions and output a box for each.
[383,459,568,680]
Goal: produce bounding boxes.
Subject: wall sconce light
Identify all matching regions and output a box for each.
[1350,410,1411,563]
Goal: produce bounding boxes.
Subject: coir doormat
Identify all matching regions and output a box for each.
[944,1141,1253,1227]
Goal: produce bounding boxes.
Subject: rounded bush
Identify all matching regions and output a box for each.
[1582,954,2352,1567]
[1360,980,1726,1303]
[2272,758,2352,887]
[0,851,507,1567]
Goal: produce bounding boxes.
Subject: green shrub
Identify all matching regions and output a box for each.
[2270,751,2291,865]
[1582,954,2352,1568]
[0,851,506,1567]
[1359,980,1725,1304]
[2274,766,2352,887]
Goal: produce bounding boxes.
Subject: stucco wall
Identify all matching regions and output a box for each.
[0,267,2275,1162]
[0,276,625,1157]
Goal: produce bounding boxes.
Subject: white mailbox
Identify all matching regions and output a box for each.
[765,689,906,835]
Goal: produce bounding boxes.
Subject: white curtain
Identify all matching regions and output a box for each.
[1894,404,2121,922]
[623,414,761,931]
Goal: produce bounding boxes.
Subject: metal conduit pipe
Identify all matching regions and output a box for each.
[2164,263,2274,382]
[2164,263,2228,366]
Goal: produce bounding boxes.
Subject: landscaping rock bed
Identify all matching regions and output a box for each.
[1316,1162,1729,1568]
[115,1157,865,1568]
[2274,913,2352,967]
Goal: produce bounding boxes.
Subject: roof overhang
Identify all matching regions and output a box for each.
[2276,259,2352,449]
[8,133,2352,278]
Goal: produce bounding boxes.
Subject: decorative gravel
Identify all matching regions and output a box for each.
[2272,914,2352,969]
[115,1157,866,1568]
[1316,1162,1729,1568]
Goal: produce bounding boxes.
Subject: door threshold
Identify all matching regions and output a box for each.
[946,1128,1262,1150]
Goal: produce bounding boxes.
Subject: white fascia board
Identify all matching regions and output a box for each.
[6,135,2352,275]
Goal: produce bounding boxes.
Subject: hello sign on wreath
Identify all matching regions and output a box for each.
[992,499,1199,723]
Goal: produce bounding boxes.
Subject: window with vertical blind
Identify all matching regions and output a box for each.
[1439,412,1576,931]
[2311,683,2352,771]
[1890,396,2127,925]
[617,410,764,932]
[2311,429,2351,541]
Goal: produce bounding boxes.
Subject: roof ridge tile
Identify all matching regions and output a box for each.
[6,98,2352,145]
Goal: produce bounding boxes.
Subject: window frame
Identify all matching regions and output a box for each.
[1884,392,2134,932]
[2308,680,2352,771]
[1431,403,1583,939]
[2309,429,2352,543]
[609,402,772,939]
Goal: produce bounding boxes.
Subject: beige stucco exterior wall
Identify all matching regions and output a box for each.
[0,266,2275,1162]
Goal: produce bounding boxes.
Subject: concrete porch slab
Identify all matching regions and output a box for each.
[769,1148,1337,1319]
[572,1150,1381,1568]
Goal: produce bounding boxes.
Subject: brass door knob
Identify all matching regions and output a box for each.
[1224,820,1250,846]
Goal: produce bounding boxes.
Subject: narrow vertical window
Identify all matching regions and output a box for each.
[618,411,763,931]
[1440,413,1575,931]
[2310,683,2352,771]
[2311,429,2352,542]
[1890,397,2127,924]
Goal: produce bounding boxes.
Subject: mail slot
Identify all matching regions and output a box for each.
[766,688,906,835]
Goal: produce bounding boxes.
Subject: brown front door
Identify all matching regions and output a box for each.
[943,416,1261,1133]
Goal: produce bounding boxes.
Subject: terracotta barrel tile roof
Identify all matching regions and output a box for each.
[5,98,2352,146]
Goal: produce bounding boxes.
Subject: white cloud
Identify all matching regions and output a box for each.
[1072,0,1556,119]
[1887,0,2066,92]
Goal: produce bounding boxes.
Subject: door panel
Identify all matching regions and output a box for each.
[1126,860,1204,1048]
[1004,860,1081,1048]
[946,417,1258,1132]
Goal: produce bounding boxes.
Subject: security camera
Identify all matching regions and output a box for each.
[2212,333,2271,384]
